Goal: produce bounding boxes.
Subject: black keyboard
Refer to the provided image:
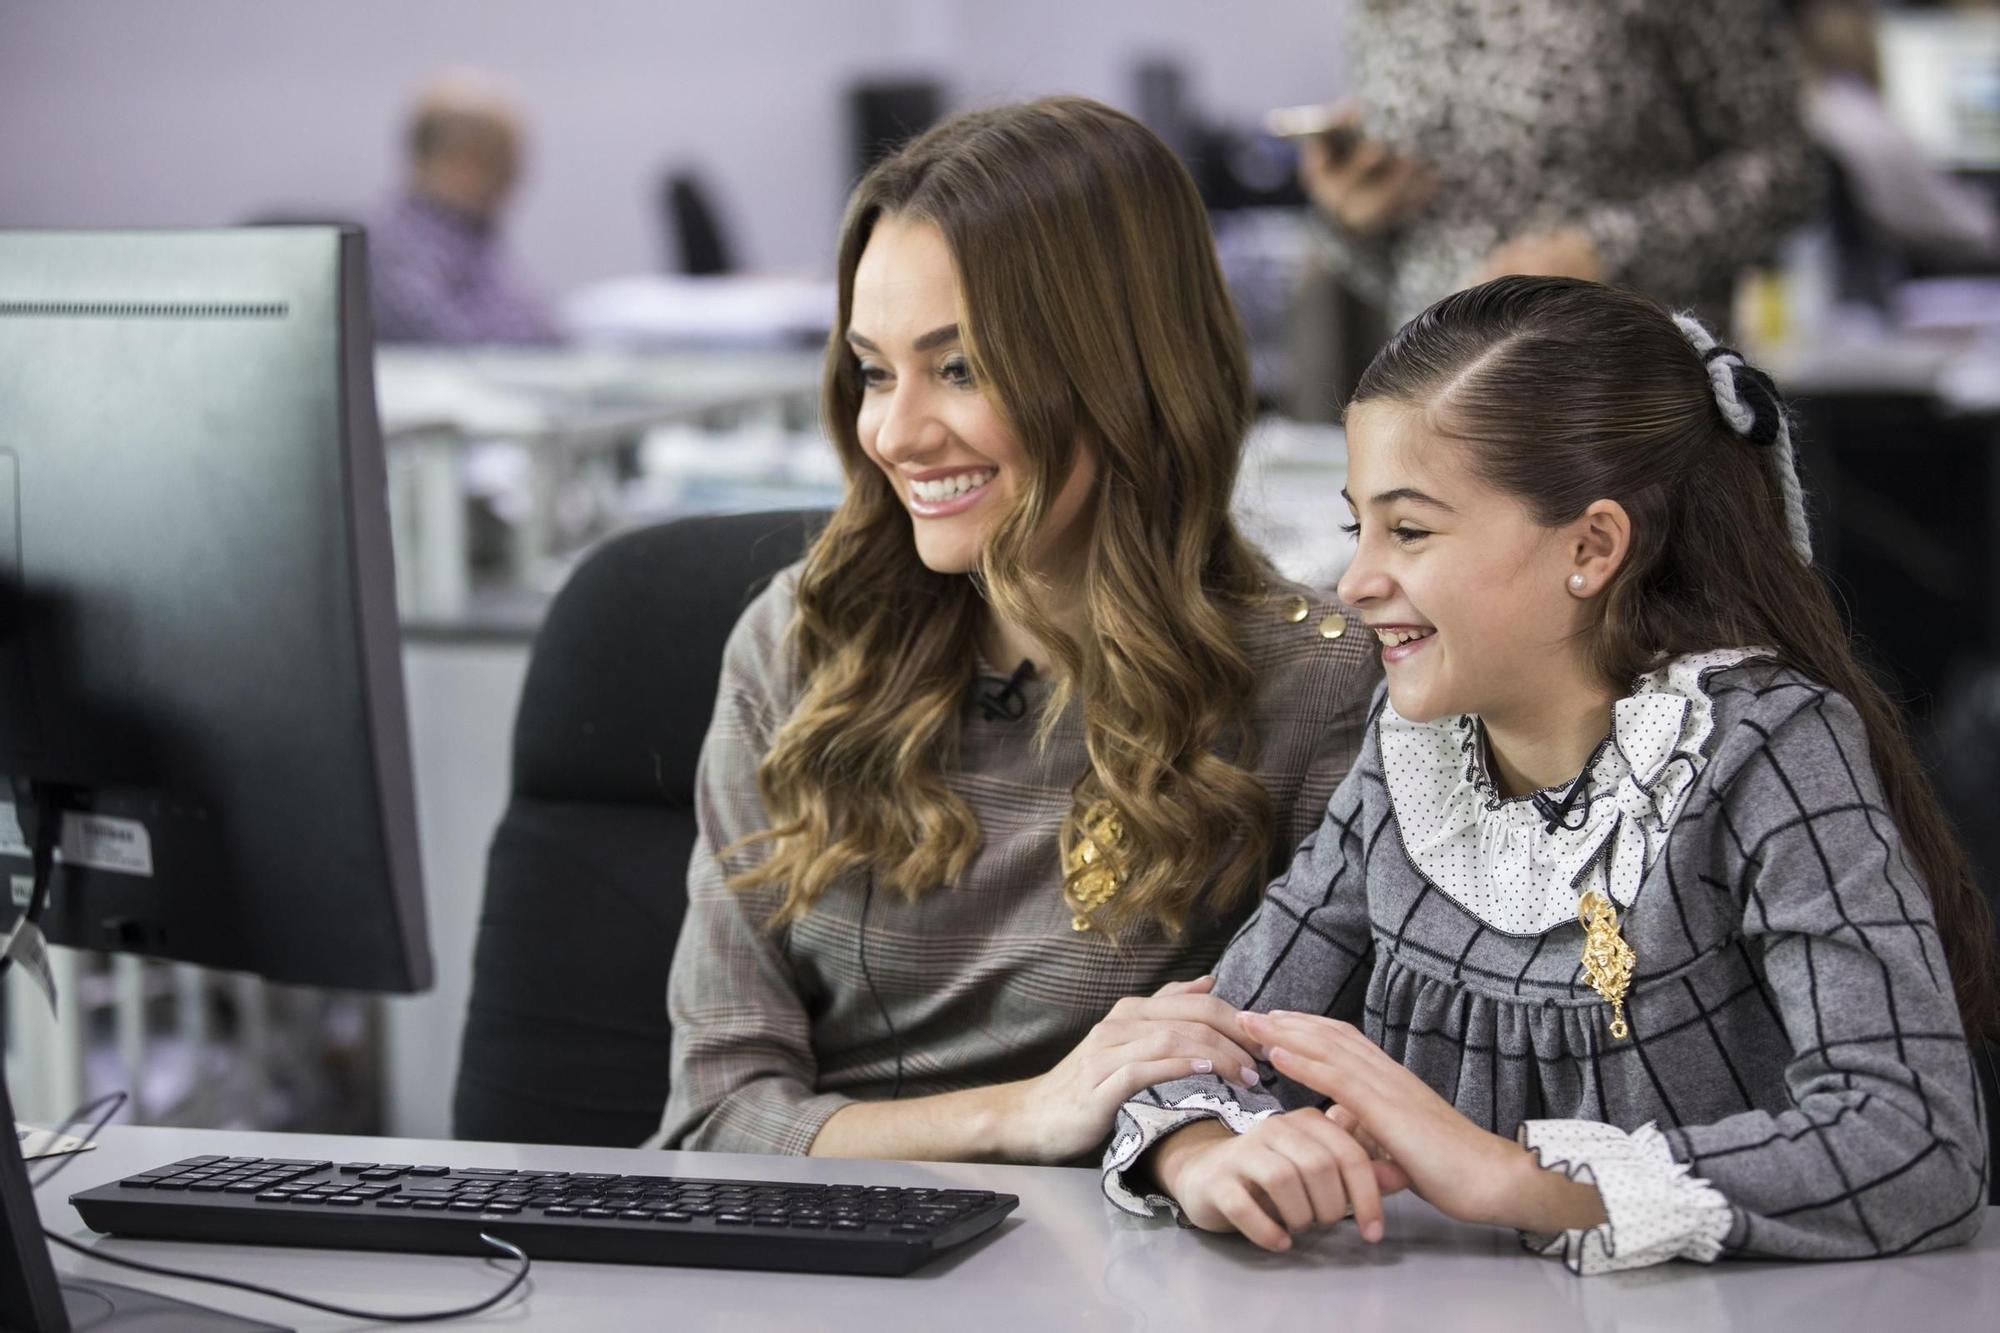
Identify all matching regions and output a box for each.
[70,1154,1019,1277]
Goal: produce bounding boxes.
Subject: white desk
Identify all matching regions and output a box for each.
[33,1126,2000,1331]
[375,346,828,619]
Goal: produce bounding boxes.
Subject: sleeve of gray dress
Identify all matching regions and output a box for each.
[653,574,858,1154]
[1579,0,1822,313]
[1102,731,1382,1215]
[1518,687,1988,1273]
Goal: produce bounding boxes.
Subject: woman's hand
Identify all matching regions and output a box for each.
[1297,109,1437,238]
[1241,1011,1607,1232]
[1473,227,1605,284]
[992,976,1266,1165]
[1152,1108,1411,1252]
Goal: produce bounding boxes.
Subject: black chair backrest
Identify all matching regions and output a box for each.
[662,171,734,277]
[453,510,821,1146]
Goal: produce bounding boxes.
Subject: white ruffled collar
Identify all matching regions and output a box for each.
[1378,648,1771,936]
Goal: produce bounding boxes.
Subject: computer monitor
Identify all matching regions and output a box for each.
[1877,11,2000,171]
[0,227,431,990]
[0,226,433,1329]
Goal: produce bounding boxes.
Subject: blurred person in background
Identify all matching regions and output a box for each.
[1799,0,2000,274]
[1297,0,1820,332]
[369,70,559,346]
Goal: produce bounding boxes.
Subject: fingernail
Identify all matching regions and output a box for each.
[1364,1220,1384,1243]
[1239,1065,1261,1086]
[1266,1047,1288,1066]
[1238,1010,1262,1025]
[1192,1058,1214,1073]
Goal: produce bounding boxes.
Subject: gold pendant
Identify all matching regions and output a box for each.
[1577,888,1635,1039]
[1063,801,1125,932]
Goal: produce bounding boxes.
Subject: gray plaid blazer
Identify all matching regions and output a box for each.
[657,565,1380,1155]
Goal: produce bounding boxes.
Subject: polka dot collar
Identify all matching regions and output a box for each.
[1377,648,1771,936]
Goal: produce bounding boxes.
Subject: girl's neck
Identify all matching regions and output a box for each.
[1481,670,1621,799]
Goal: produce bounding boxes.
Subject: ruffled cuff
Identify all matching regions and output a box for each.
[1516,1119,1734,1275]
[1101,1091,1280,1219]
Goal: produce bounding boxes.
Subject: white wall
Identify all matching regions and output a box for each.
[387,638,530,1140]
[0,0,1346,291]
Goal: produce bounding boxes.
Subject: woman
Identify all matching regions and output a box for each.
[1297,0,1818,330]
[1105,276,1993,1271]
[656,97,1379,1163]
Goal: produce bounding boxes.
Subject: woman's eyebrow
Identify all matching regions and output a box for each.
[843,323,961,354]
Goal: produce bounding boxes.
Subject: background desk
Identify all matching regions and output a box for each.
[34,1127,2000,1331]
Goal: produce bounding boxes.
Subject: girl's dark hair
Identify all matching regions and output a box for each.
[1350,275,1998,1042]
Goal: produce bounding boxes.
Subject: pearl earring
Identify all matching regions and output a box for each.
[1568,574,1587,592]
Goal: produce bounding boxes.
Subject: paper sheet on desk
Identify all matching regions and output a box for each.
[15,1122,95,1160]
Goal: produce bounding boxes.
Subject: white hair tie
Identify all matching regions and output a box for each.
[1672,313,1812,562]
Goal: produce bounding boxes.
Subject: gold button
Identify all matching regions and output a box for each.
[1318,612,1348,640]
[1281,595,1310,624]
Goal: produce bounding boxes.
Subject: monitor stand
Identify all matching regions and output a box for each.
[3,1071,288,1332]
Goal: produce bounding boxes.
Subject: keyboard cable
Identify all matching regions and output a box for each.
[29,1089,533,1324]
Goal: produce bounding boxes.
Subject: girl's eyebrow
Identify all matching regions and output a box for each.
[1339,486,1458,514]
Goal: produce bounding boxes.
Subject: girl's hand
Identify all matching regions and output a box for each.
[1155,1107,1411,1252]
[1240,1011,1606,1231]
[995,976,1266,1165]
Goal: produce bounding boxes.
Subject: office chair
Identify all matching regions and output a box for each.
[660,171,734,276]
[452,509,822,1146]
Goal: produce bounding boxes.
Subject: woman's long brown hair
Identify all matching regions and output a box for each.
[1350,275,1998,1041]
[731,96,1277,936]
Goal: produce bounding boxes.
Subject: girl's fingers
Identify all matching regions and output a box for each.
[1263,1121,1351,1227]
[1324,1124,1386,1242]
[1215,1182,1292,1252]
[1328,1104,1391,1161]
[1241,1153,1318,1235]
[1373,1159,1414,1196]
[1282,1113,1388,1242]
[1152,974,1215,997]
[1265,1043,1351,1101]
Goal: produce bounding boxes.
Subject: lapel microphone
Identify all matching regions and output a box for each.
[977,659,1036,721]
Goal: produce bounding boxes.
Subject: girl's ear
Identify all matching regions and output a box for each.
[1565,499,1631,596]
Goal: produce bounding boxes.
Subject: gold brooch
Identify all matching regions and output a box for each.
[1577,887,1635,1039]
[1063,801,1125,931]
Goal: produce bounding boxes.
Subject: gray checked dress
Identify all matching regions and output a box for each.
[1105,650,1989,1274]
[655,566,1380,1157]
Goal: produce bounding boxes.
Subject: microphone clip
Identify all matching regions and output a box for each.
[977,659,1036,722]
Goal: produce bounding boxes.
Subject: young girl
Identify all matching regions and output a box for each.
[1104,276,1995,1271]
[656,98,1379,1163]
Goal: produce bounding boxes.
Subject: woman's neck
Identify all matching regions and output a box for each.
[978,584,1084,680]
[1481,671,1621,799]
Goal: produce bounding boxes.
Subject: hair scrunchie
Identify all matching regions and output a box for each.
[1671,312,1812,562]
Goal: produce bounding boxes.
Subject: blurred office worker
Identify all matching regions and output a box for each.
[1300,0,1820,329]
[369,71,559,346]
